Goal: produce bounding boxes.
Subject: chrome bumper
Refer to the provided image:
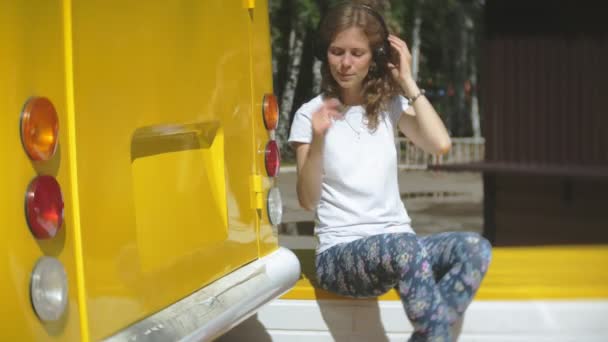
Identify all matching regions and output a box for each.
[103,247,301,342]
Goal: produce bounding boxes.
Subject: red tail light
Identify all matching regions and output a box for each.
[263,94,279,130]
[25,176,64,239]
[265,140,280,177]
[20,97,59,161]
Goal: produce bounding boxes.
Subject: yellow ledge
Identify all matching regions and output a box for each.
[281,245,608,300]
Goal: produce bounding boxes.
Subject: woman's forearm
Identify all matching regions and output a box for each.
[403,80,452,154]
[296,134,325,211]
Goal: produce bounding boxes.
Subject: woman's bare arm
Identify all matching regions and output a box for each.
[293,99,342,211]
[293,137,324,211]
[387,34,452,155]
[398,90,452,155]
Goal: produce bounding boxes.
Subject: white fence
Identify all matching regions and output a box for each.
[396,136,485,169]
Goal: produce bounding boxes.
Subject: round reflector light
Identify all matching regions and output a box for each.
[265,140,280,177]
[30,256,68,322]
[267,187,283,226]
[263,94,279,130]
[25,175,64,239]
[20,97,59,161]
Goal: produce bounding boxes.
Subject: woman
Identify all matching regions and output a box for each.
[288,2,491,341]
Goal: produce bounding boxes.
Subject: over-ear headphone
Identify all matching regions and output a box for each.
[314,3,391,67]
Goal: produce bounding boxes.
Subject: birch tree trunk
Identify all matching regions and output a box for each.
[469,1,482,138]
[277,28,304,156]
[411,0,424,81]
[470,34,481,138]
[312,59,322,94]
[455,4,471,136]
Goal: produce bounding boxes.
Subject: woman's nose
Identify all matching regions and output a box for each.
[340,54,354,68]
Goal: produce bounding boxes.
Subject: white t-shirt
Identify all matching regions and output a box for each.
[288,94,415,254]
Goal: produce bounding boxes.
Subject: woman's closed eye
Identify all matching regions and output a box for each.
[329,47,367,57]
[329,47,344,56]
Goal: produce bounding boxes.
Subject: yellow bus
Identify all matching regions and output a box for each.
[1,1,299,341]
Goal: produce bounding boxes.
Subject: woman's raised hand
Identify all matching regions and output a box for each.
[311,98,343,138]
[387,35,416,95]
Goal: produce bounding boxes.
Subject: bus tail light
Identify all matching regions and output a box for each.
[30,257,68,321]
[20,97,59,161]
[25,175,64,239]
[267,187,283,226]
[263,94,279,131]
[265,140,280,177]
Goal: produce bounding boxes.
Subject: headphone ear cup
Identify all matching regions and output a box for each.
[383,39,392,60]
[373,42,390,71]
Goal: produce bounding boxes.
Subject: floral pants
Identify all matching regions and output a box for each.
[315,232,492,342]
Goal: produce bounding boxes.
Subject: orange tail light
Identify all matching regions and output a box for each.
[263,94,279,131]
[20,97,59,161]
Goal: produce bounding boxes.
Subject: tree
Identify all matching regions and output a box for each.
[270,0,321,160]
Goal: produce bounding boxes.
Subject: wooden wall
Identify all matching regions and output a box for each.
[482,0,608,245]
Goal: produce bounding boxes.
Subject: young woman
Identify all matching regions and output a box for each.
[288,2,491,341]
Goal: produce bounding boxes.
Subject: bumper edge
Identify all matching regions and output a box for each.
[103,247,301,342]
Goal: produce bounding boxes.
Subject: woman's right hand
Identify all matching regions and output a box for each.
[311,98,343,137]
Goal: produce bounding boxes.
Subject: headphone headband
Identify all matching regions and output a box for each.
[351,4,390,40]
[315,2,391,63]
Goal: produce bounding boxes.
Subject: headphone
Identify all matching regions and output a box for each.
[314,3,391,68]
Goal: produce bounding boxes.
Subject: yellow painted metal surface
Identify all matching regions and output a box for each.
[243,0,256,9]
[0,1,83,340]
[65,1,268,339]
[2,0,279,339]
[248,0,281,257]
[282,245,608,300]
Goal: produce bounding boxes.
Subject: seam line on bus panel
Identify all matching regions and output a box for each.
[63,0,91,340]
[247,5,264,256]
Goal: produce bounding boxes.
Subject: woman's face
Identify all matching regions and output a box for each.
[327,27,373,92]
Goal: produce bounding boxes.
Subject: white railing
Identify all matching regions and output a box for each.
[396,136,485,169]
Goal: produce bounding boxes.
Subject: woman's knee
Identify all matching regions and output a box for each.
[458,232,492,269]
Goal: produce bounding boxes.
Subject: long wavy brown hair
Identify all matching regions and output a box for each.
[318,2,403,131]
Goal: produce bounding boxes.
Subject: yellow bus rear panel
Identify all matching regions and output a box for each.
[0,1,82,340]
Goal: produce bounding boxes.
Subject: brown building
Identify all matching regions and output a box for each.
[435,0,608,245]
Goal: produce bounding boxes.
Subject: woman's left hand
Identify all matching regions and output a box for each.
[387,35,417,96]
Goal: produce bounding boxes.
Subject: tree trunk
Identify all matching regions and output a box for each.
[277,28,304,157]
[411,0,424,81]
[470,32,481,138]
[455,4,472,136]
[312,59,322,94]
[271,0,292,102]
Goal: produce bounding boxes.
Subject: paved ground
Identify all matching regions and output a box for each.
[277,167,483,250]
